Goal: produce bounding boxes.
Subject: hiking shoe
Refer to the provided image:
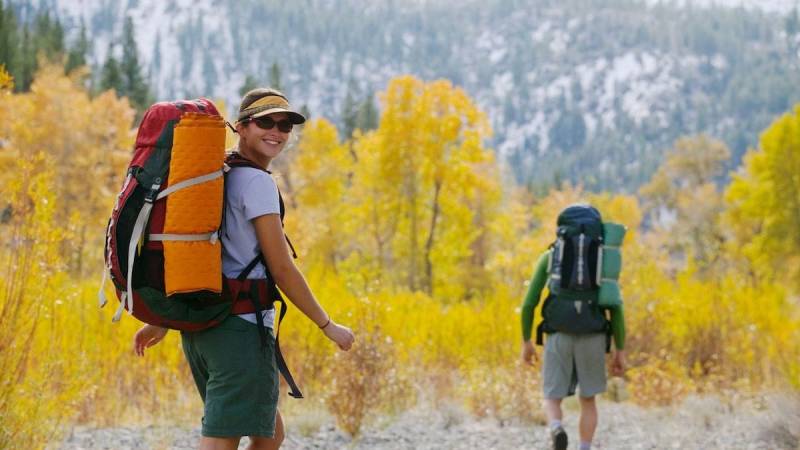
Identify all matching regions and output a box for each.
[550,425,568,450]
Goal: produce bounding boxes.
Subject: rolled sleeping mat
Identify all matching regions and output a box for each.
[603,221,626,246]
[162,112,226,296]
[601,245,622,279]
[598,222,626,307]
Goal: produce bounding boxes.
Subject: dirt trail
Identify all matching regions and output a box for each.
[53,394,798,449]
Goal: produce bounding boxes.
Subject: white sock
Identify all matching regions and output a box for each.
[549,420,562,431]
[580,442,591,450]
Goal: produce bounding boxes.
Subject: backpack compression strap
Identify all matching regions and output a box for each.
[236,253,304,399]
[111,181,161,321]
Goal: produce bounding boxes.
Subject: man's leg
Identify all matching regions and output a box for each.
[543,333,575,450]
[573,333,607,450]
[248,410,285,450]
[544,398,567,450]
[578,395,598,450]
[200,437,241,450]
[543,398,563,423]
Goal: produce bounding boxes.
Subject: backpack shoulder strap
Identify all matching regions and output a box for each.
[225,152,264,170]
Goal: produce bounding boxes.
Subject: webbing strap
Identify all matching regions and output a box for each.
[237,253,303,398]
[155,170,223,201]
[114,186,158,322]
[98,263,109,308]
[536,321,545,346]
[596,246,604,286]
[274,298,303,398]
[247,282,269,347]
[259,253,303,398]
[285,235,298,259]
[238,254,264,281]
[149,232,218,243]
[536,294,553,346]
[112,292,127,322]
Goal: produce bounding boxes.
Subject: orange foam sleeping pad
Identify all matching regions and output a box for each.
[163,113,226,296]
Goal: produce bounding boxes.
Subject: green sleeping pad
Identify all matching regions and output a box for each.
[598,222,626,307]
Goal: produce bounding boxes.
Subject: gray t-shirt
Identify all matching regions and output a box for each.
[223,166,279,327]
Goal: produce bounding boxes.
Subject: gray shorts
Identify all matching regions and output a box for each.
[542,332,607,399]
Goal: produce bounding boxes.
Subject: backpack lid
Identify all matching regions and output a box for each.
[556,204,603,237]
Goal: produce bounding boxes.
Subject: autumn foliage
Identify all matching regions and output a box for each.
[0,65,798,448]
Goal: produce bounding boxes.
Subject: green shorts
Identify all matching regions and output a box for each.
[181,315,279,437]
[542,332,607,399]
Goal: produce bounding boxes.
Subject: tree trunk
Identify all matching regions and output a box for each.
[423,180,441,296]
[407,170,418,291]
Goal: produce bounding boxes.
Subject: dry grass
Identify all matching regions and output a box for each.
[325,321,414,437]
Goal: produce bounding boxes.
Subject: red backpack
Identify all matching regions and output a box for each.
[99,99,302,397]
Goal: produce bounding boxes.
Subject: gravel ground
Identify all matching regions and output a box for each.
[52,394,799,450]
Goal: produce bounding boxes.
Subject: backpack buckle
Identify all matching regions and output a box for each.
[144,179,162,203]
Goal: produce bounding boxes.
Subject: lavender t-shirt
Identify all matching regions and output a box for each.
[222,166,280,327]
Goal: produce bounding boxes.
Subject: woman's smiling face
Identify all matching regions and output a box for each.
[237,111,291,162]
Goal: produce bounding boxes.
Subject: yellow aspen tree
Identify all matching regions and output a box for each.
[639,135,731,274]
[485,185,541,296]
[726,106,800,291]
[283,118,353,270]
[0,65,12,91]
[350,76,499,300]
[0,64,134,276]
[0,64,135,448]
[345,131,402,291]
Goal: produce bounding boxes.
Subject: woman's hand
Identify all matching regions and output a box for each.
[133,324,168,356]
[322,321,355,351]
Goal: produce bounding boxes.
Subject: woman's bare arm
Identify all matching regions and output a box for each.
[252,214,354,349]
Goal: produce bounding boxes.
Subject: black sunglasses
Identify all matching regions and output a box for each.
[243,116,294,133]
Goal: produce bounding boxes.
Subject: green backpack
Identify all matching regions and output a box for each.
[536,204,625,348]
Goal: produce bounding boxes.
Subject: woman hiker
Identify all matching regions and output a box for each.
[133,88,355,450]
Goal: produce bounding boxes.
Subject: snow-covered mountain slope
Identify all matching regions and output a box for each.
[12,0,800,190]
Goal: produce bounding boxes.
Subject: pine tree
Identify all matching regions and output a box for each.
[355,91,379,133]
[0,0,18,73]
[269,62,282,91]
[120,17,150,111]
[150,32,161,82]
[100,44,123,95]
[341,79,360,138]
[65,24,89,74]
[16,25,34,91]
[299,104,311,121]
[2,8,81,92]
[32,13,64,60]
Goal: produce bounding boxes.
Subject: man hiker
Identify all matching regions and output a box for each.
[520,204,626,450]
